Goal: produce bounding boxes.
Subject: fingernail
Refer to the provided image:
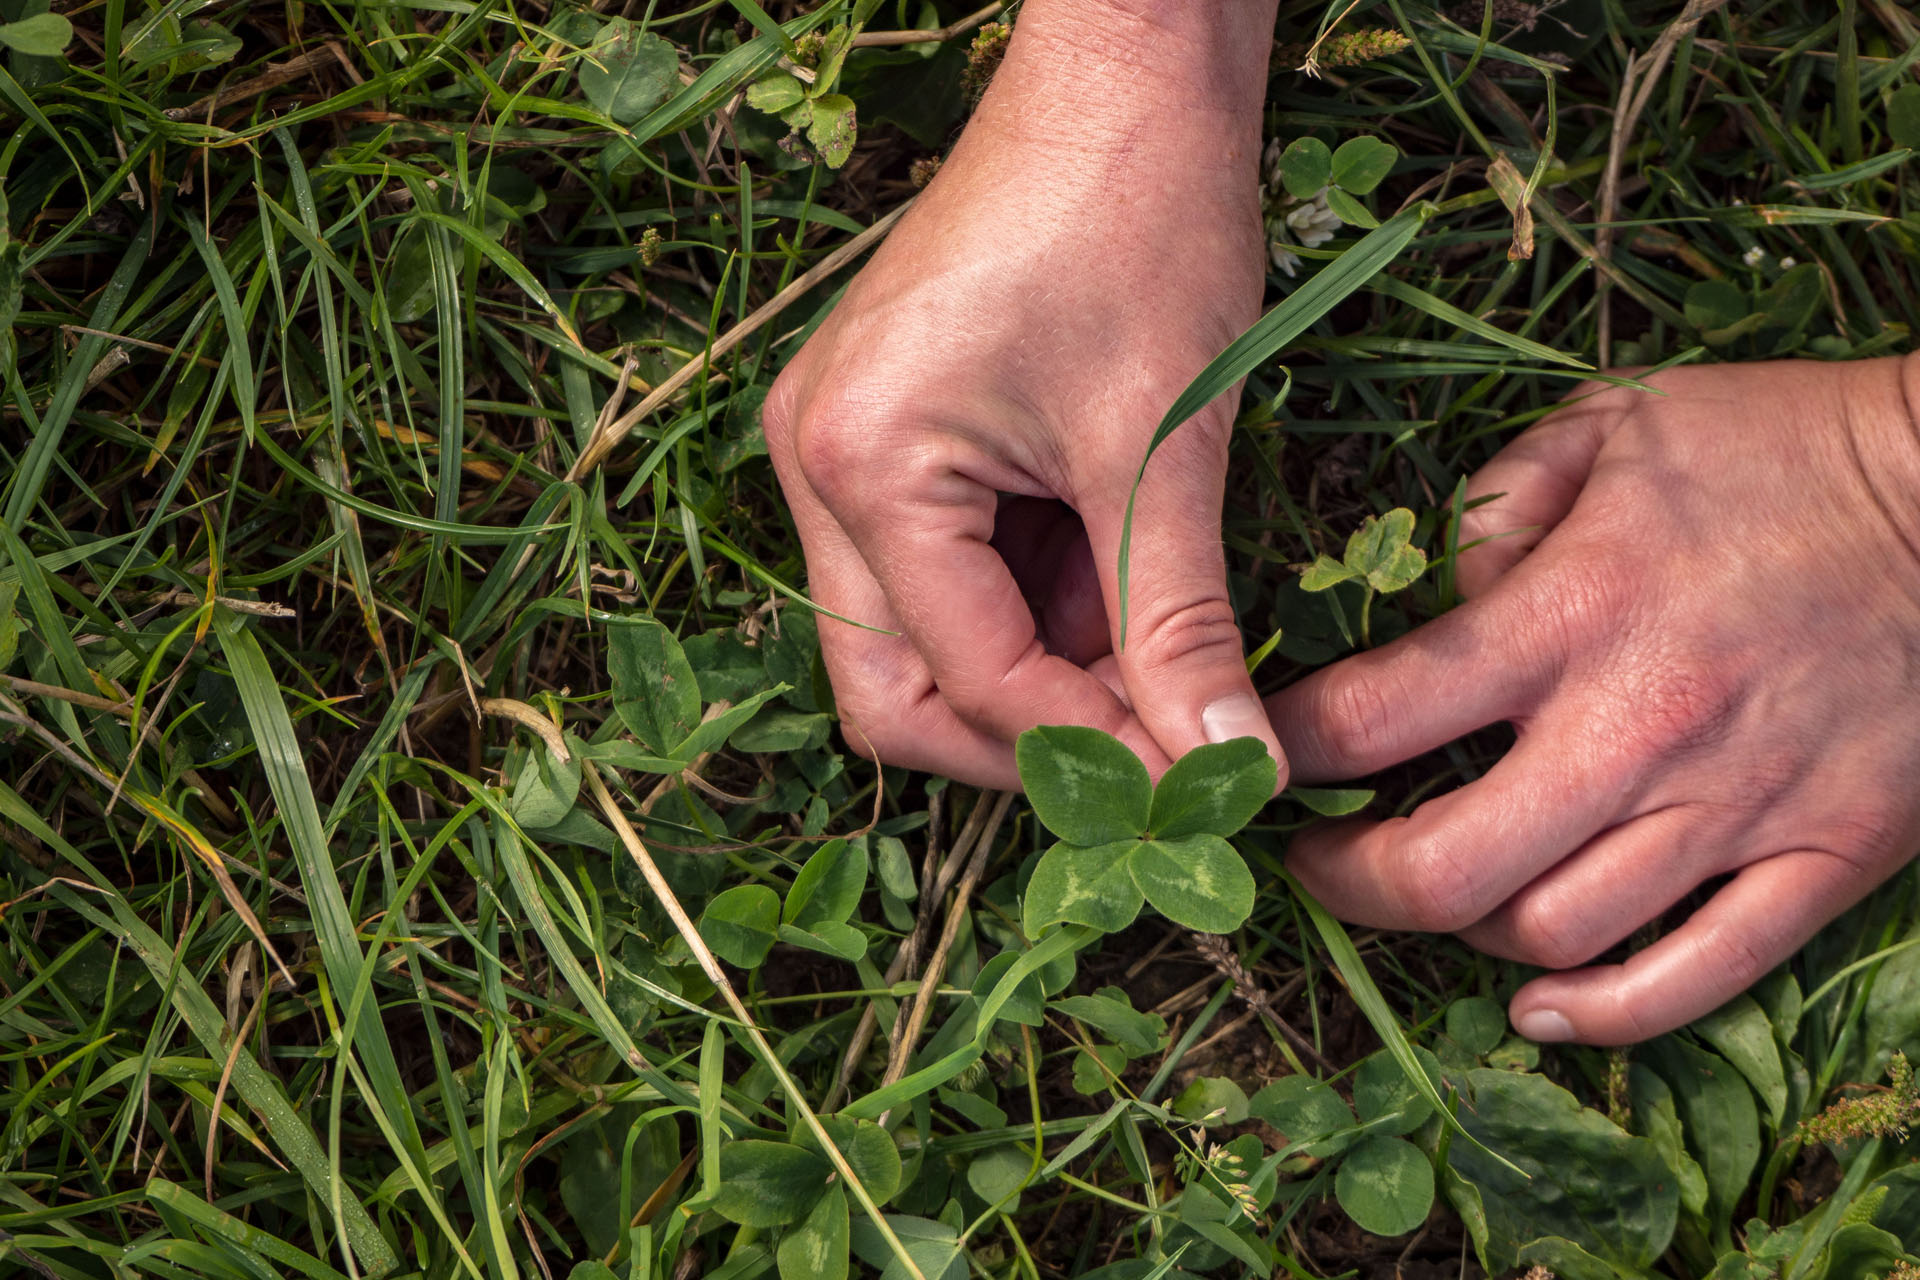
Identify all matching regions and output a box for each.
[1201,693,1272,747]
[1514,1008,1574,1043]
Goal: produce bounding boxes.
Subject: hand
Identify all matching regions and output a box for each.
[763,0,1286,790]
[1268,356,1920,1044]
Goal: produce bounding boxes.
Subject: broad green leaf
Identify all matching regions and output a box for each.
[713,1141,831,1227]
[678,684,790,758]
[777,1184,849,1280]
[1343,508,1427,592]
[784,838,867,927]
[1442,1067,1678,1271]
[1147,738,1275,840]
[1128,835,1254,933]
[1071,1045,1127,1094]
[807,94,858,168]
[1690,993,1788,1128]
[965,1146,1029,1210]
[810,1117,902,1206]
[508,736,582,828]
[1354,1047,1441,1135]
[1331,136,1398,194]
[1023,840,1145,935]
[700,884,781,968]
[1891,85,1920,151]
[1445,997,1507,1056]
[1172,1076,1248,1125]
[746,71,806,112]
[732,706,833,752]
[1248,1076,1357,1152]
[1015,725,1151,845]
[580,20,679,124]
[569,1263,621,1280]
[1626,1066,1708,1216]
[608,618,702,754]
[1322,185,1379,229]
[1335,1135,1433,1237]
[874,835,917,901]
[777,920,867,962]
[1278,137,1332,199]
[1051,987,1166,1056]
[1806,1223,1905,1280]
[1684,278,1748,331]
[1640,1038,1758,1232]
[0,13,72,55]
[1117,203,1431,642]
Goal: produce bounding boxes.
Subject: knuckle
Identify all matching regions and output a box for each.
[1505,896,1598,970]
[1516,546,1638,657]
[1618,666,1742,761]
[1133,597,1243,675]
[1317,672,1398,773]
[1396,827,1483,933]
[1697,923,1771,998]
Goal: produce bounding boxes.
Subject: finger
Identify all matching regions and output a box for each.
[807,438,1171,773]
[1080,426,1289,784]
[1452,390,1615,599]
[1265,567,1564,784]
[1457,803,1739,971]
[1506,848,1878,1045]
[1285,722,1633,936]
[777,468,1025,789]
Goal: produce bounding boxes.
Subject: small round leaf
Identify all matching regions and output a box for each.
[1278,137,1333,199]
[1331,136,1399,195]
[1148,738,1275,840]
[1334,1135,1434,1237]
[699,884,781,969]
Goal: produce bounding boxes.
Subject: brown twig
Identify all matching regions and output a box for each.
[850,1,1004,47]
[566,201,912,480]
[1595,0,1733,366]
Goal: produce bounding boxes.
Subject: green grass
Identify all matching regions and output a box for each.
[2,0,1919,1276]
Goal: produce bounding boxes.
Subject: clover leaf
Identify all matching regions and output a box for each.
[1017,727,1274,937]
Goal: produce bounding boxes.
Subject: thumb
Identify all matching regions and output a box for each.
[1082,432,1288,787]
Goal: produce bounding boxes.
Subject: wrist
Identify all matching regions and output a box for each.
[974,0,1277,150]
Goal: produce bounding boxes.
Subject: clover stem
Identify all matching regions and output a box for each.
[1360,586,1376,649]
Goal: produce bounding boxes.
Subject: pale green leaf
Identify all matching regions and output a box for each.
[777,1185,849,1280]
[0,13,72,56]
[1331,135,1398,194]
[1128,835,1254,933]
[1023,840,1145,935]
[1015,725,1151,845]
[1148,737,1275,840]
[699,884,781,968]
[713,1141,830,1227]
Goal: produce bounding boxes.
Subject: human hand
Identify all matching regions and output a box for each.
[763,0,1286,790]
[1268,356,1920,1044]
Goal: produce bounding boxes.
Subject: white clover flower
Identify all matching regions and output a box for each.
[1269,242,1303,277]
[1742,245,1766,268]
[1778,255,1797,269]
[1286,189,1345,248]
[1262,137,1286,192]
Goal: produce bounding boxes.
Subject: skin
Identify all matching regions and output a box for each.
[766,6,1920,1043]
[764,0,1287,792]
[1269,356,1920,1044]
